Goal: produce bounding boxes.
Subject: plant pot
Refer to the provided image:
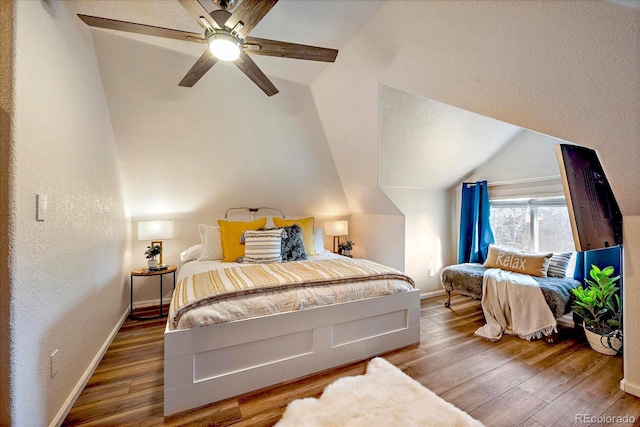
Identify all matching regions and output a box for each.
[583,323,622,355]
[147,258,158,268]
[343,249,351,257]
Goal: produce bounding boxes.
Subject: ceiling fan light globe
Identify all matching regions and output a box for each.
[209,35,241,61]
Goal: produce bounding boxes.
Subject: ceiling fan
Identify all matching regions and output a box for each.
[77,0,338,96]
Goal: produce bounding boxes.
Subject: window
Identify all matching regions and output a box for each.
[490,197,575,253]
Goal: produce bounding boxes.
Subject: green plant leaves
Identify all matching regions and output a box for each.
[572,264,621,335]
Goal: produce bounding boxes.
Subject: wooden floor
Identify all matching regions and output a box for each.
[63,294,640,426]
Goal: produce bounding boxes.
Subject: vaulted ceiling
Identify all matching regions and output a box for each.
[76,0,639,217]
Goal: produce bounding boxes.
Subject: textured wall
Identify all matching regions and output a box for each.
[11,1,129,425]
[379,85,521,191]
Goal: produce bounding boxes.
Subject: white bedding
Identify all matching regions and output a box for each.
[168,252,414,330]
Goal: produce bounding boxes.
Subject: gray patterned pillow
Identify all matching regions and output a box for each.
[547,252,572,278]
[281,224,308,262]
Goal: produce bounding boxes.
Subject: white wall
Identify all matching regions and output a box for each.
[349,213,405,272]
[379,85,521,191]
[379,189,450,295]
[466,130,566,194]
[8,1,129,425]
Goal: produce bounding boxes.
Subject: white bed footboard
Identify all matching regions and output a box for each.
[164,289,421,416]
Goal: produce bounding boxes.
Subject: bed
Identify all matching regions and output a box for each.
[440,262,580,318]
[163,246,420,416]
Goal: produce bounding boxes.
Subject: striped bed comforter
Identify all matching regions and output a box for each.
[169,256,415,330]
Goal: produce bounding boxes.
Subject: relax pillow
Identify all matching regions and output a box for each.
[483,244,552,277]
[180,244,202,264]
[241,229,285,264]
[547,252,572,278]
[217,218,267,262]
[197,224,223,261]
[273,217,317,256]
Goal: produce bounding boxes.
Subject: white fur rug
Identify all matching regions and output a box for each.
[276,357,485,427]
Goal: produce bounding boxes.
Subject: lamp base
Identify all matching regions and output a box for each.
[151,240,164,265]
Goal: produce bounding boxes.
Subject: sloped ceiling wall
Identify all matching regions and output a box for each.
[379,85,522,191]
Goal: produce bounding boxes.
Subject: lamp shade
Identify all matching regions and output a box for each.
[138,220,174,241]
[325,220,349,236]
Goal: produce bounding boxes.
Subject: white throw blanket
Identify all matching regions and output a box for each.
[475,268,557,341]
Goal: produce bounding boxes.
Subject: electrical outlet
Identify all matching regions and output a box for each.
[428,267,434,277]
[51,349,59,378]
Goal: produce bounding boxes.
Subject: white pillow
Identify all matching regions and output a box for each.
[180,244,202,264]
[198,224,223,261]
[314,228,327,254]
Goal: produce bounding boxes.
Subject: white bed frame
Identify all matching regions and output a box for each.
[164,289,421,416]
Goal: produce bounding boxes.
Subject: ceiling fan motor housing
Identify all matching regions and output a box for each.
[213,0,237,11]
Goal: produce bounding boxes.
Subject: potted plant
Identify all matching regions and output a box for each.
[145,244,162,268]
[338,240,355,257]
[571,264,622,355]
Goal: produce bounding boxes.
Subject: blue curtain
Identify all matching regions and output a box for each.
[458,180,494,264]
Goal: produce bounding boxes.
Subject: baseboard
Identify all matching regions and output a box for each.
[420,289,446,300]
[50,307,129,427]
[620,378,640,398]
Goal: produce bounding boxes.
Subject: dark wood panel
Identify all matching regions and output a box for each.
[234,52,278,96]
[245,37,338,62]
[178,50,218,87]
[63,296,638,426]
[77,15,204,43]
[225,0,278,39]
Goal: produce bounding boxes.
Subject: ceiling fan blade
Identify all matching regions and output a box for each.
[77,14,205,43]
[234,52,279,96]
[225,0,278,39]
[178,0,221,30]
[179,49,219,87]
[244,37,338,62]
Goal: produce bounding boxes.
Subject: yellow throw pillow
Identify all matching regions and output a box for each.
[483,244,552,278]
[217,218,267,262]
[273,216,317,256]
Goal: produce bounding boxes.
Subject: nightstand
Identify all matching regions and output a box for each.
[130,265,177,320]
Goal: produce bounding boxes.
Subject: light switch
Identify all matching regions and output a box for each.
[37,194,47,221]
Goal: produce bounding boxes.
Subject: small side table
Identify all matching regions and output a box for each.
[130,265,177,320]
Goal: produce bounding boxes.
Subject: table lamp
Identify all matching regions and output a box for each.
[325,220,349,253]
[138,220,174,266]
